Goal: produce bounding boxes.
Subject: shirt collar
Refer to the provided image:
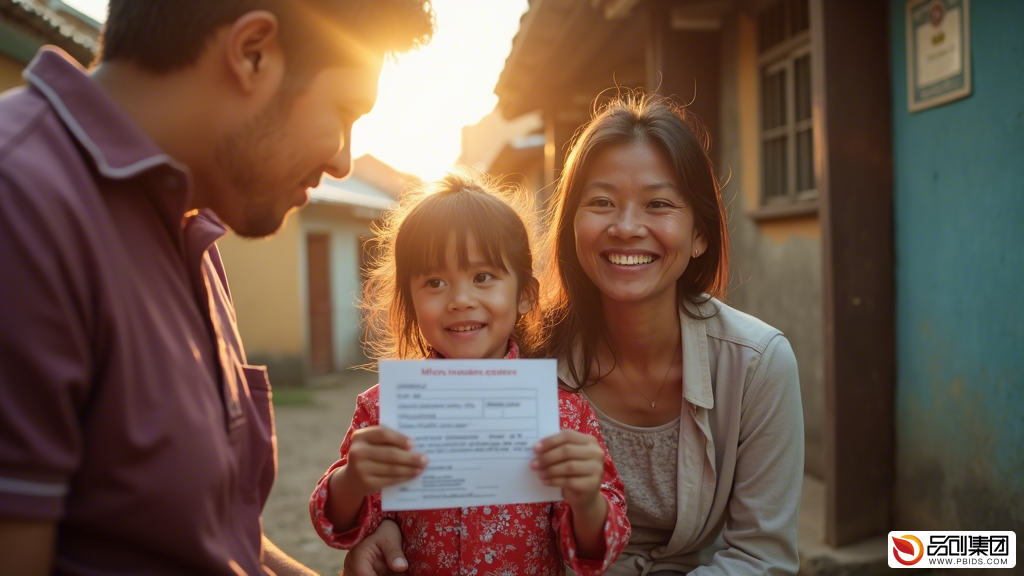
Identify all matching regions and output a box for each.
[428,340,519,360]
[22,47,189,182]
[184,209,230,263]
[678,300,715,409]
[556,301,716,409]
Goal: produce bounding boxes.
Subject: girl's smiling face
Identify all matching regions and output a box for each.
[411,234,532,359]
[573,142,707,305]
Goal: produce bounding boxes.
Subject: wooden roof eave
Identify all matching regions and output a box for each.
[495,0,646,120]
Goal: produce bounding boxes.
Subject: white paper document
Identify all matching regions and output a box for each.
[378,359,562,511]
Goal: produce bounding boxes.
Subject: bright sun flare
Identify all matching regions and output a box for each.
[63,0,529,181]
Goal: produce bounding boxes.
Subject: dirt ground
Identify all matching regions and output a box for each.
[262,372,378,576]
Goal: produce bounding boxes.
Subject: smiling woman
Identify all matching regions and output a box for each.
[573,142,708,305]
[546,96,730,381]
[538,94,803,575]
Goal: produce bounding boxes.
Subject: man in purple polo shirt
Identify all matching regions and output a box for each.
[0,1,433,574]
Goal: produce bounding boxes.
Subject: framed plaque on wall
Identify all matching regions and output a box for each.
[906,0,971,112]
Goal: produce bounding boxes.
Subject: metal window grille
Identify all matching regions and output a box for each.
[758,0,815,206]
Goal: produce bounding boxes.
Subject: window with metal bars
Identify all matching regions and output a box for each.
[758,0,816,207]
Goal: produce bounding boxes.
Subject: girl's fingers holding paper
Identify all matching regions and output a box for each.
[365,460,426,479]
[378,446,429,468]
[351,444,428,468]
[541,475,599,491]
[354,425,414,449]
[530,441,602,470]
[537,458,603,480]
[534,429,591,452]
[371,472,423,488]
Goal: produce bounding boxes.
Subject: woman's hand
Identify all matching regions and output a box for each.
[342,519,409,576]
[531,430,606,514]
[333,426,427,499]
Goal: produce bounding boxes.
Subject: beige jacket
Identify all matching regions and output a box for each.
[559,298,804,575]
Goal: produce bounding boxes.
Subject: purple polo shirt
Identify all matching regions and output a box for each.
[0,48,276,575]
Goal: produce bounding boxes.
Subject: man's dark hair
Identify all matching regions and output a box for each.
[98,0,434,73]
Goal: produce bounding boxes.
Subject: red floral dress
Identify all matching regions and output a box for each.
[309,343,630,576]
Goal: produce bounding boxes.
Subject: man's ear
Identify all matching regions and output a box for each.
[224,11,284,94]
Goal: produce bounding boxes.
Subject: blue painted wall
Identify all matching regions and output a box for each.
[889,0,1024,531]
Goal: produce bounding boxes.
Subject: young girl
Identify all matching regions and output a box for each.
[309,172,630,575]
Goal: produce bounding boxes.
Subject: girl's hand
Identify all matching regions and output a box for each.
[531,430,606,513]
[335,426,428,498]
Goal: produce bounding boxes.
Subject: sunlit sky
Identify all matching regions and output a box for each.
[64,0,529,180]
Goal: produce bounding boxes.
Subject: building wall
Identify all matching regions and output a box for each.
[301,207,373,371]
[889,0,1024,531]
[0,54,23,90]
[718,9,825,478]
[217,213,305,384]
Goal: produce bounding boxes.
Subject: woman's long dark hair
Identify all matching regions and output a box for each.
[541,93,729,388]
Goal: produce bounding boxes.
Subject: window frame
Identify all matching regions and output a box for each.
[756,25,818,214]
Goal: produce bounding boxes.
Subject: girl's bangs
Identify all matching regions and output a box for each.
[400,192,513,278]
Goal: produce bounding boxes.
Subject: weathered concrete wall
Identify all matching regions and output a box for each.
[888,0,1024,532]
[718,9,825,479]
